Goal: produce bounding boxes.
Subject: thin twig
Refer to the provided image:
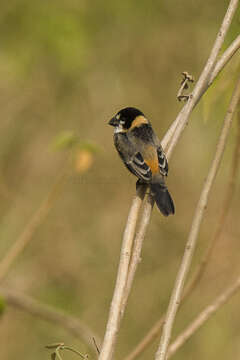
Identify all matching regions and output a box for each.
[60,345,88,359]
[183,109,240,297]
[0,162,69,283]
[0,287,100,350]
[166,0,239,160]
[161,34,240,152]
[123,104,240,360]
[123,37,240,360]
[93,337,101,355]
[167,276,240,358]
[155,75,240,360]
[98,185,147,360]
[209,34,240,86]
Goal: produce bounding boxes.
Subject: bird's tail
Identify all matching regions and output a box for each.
[150,182,175,216]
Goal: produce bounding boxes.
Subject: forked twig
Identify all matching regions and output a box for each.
[99,2,239,359]
[166,0,239,159]
[166,102,240,358]
[161,34,240,152]
[123,102,240,360]
[123,9,240,360]
[155,75,240,360]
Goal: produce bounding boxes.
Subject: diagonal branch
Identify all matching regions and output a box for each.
[123,103,240,360]
[0,164,69,283]
[0,287,100,351]
[182,107,240,297]
[162,33,240,151]
[99,2,239,359]
[167,275,240,358]
[166,0,239,159]
[209,34,240,86]
[154,75,240,360]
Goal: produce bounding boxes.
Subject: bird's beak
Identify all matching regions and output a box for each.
[108,116,118,126]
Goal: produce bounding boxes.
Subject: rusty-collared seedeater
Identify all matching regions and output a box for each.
[109,107,174,216]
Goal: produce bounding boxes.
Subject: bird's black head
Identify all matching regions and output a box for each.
[109,107,145,131]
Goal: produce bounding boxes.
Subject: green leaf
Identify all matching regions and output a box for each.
[52,131,80,151]
[78,141,101,153]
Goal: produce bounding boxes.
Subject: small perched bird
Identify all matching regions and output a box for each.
[109,107,174,216]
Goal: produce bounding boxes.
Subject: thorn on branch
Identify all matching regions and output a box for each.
[93,337,100,355]
[177,72,194,102]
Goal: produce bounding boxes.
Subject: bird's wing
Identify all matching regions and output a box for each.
[157,147,168,176]
[126,152,152,182]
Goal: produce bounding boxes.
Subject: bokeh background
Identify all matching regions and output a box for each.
[0,1,240,359]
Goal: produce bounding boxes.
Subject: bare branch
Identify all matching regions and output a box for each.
[209,34,240,85]
[166,0,239,159]
[0,287,100,350]
[183,109,240,297]
[155,75,240,360]
[161,34,240,152]
[0,164,69,283]
[168,276,240,358]
[123,104,240,360]
[98,185,147,360]
[100,2,239,359]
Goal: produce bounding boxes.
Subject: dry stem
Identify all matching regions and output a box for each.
[0,164,69,283]
[0,287,100,350]
[168,276,240,358]
[166,0,239,159]
[183,109,240,297]
[154,75,240,360]
[99,2,239,359]
[209,34,240,86]
[123,104,240,360]
[162,34,240,152]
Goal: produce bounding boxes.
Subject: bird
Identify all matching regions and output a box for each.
[108,107,174,216]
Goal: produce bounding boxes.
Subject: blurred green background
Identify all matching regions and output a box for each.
[0,0,240,359]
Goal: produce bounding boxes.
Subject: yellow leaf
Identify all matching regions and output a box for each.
[75,150,94,173]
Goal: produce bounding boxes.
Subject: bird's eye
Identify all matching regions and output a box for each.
[116,114,120,120]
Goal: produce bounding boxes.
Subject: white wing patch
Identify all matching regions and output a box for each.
[157,148,168,176]
[127,152,152,182]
